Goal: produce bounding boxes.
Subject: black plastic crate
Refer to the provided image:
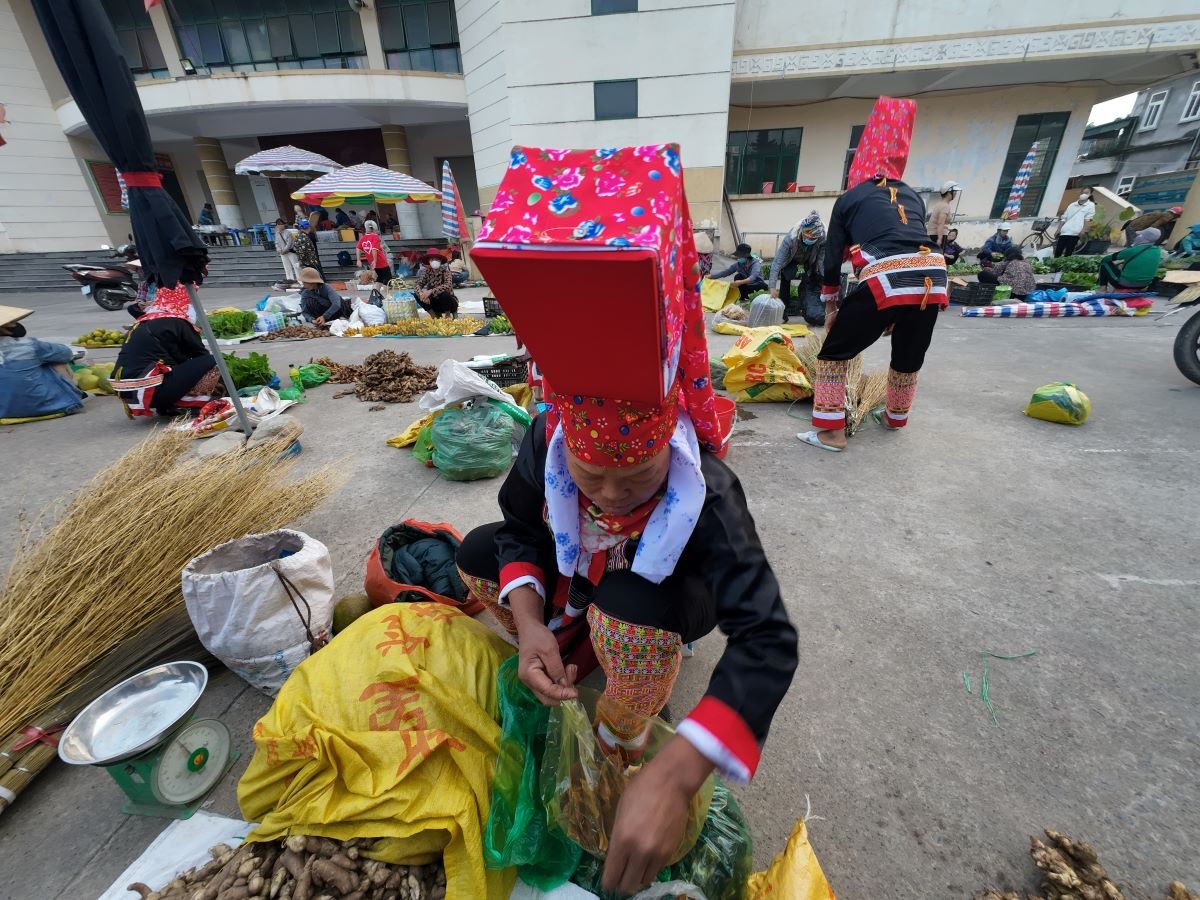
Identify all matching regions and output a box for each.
[483,296,503,318]
[473,358,527,387]
[950,282,995,306]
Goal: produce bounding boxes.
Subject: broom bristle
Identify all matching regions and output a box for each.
[848,368,888,433]
[0,425,342,739]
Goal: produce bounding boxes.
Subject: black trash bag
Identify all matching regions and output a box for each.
[337,249,353,267]
[802,285,826,327]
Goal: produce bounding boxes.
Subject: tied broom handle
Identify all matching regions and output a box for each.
[186,284,254,441]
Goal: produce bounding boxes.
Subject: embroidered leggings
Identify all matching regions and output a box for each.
[812,282,939,430]
[456,522,716,746]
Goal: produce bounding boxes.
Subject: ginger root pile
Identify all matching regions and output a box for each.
[975,829,1196,900]
[354,351,437,404]
[125,836,445,900]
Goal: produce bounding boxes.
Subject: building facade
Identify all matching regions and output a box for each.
[1,0,1198,254]
[1073,70,1200,198]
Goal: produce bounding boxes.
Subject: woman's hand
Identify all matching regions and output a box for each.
[314,315,325,326]
[602,736,715,895]
[824,300,839,331]
[509,586,577,706]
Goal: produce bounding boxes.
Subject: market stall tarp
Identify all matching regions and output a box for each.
[292,163,441,207]
[237,603,516,900]
[961,296,1154,318]
[235,145,342,177]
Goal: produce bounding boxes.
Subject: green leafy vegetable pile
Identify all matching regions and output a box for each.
[222,351,274,390]
[208,309,258,338]
[489,314,514,335]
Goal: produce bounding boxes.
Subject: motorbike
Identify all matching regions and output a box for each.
[1168,290,1200,385]
[63,243,141,311]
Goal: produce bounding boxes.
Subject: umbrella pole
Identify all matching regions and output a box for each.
[185,284,255,440]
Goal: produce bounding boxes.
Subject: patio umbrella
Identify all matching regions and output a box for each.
[235,146,342,178]
[292,163,440,207]
[1001,139,1044,221]
[31,0,252,437]
[440,160,469,242]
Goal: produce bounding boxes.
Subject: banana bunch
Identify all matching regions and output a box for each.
[344,318,486,338]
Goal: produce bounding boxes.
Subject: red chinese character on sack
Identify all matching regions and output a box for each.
[359,677,427,731]
[264,737,280,767]
[394,730,466,778]
[291,734,317,759]
[407,603,460,621]
[374,614,432,656]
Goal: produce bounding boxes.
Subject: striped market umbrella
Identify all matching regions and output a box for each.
[291,163,440,208]
[235,145,342,178]
[440,160,470,242]
[1001,139,1043,220]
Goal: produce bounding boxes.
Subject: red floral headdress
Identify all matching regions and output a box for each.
[846,97,917,189]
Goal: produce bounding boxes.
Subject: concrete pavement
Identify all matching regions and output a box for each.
[1,288,1198,899]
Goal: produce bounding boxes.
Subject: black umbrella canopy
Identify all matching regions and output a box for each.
[31,0,208,288]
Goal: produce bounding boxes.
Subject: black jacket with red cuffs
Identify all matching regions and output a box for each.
[493,416,798,783]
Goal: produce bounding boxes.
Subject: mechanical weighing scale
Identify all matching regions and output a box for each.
[58,661,239,819]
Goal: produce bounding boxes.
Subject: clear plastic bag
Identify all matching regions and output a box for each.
[430,402,514,480]
[483,656,582,889]
[540,689,713,864]
[571,781,752,900]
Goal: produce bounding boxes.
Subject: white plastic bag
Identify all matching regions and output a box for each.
[247,386,297,423]
[181,530,334,695]
[328,319,353,336]
[277,294,302,314]
[748,294,785,327]
[351,297,387,326]
[419,358,514,412]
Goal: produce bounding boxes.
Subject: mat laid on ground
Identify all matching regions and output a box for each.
[962,296,1154,318]
[237,603,516,900]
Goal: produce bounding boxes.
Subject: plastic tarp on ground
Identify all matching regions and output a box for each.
[962,296,1154,318]
[237,603,517,900]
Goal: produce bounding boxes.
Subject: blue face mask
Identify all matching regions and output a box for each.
[802,237,816,245]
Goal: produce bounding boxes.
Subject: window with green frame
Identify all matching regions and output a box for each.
[170,0,367,73]
[725,128,803,195]
[989,112,1070,218]
[100,0,168,79]
[376,0,461,73]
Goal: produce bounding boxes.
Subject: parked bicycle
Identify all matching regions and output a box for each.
[1021,217,1061,252]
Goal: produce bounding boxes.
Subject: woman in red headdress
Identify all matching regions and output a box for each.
[460,142,797,896]
[110,284,223,416]
[798,97,949,453]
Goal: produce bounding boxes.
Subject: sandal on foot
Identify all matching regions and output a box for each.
[796,430,844,452]
[870,406,902,430]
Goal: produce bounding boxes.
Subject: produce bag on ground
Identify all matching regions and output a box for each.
[748,293,785,327]
[701,277,738,312]
[745,818,836,899]
[541,691,713,865]
[721,326,813,402]
[431,403,515,481]
[298,363,331,387]
[1024,381,1091,425]
[181,530,334,695]
[365,519,483,615]
[802,286,827,326]
[420,359,515,412]
[570,781,752,900]
[485,656,583,890]
[238,604,517,900]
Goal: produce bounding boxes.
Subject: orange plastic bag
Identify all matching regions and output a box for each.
[746,818,836,899]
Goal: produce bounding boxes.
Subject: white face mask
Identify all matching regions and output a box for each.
[1079,194,1090,203]
[430,260,442,270]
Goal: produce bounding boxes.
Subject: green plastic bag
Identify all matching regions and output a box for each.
[571,781,753,900]
[411,423,435,466]
[278,387,303,402]
[431,403,514,481]
[298,363,331,387]
[483,656,582,888]
[1024,381,1091,425]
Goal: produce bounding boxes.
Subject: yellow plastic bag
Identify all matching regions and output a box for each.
[746,818,837,899]
[701,277,738,312]
[1023,381,1091,425]
[238,604,517,900]
[387,409,443,448]
[721,326,813,402]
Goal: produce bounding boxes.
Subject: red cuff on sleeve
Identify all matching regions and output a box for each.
[686,696,762,779]
[499,562,543,593]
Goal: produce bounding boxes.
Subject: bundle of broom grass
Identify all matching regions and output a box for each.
[794,333,886,436]
[0,423,340,813]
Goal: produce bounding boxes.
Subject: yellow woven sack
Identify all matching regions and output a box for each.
[721,326,813,402]
[746,818,837,900]
[713,321,810,338]
[238,604,517,900]
[701,277,739,311]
